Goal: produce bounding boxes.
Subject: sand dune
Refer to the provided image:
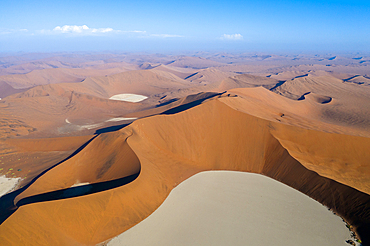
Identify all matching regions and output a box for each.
[0,66,131,90]
[1,85,146,137]
[151,64,197,80]
[0,135,94,188]
[0,81,27,99]
[271,74,370,132]
[166,56,226,69]
[218,73,281,91]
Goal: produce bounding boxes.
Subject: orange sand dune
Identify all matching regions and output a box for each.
[74,69,190,98]
[15,131,140,202]
[166,56,225,69]
[151,64,197,79]
[6,135,93,152]
[0,135,94,187]
[0,66,132,90]
[0,60,69,76]
[183,68,237,84]
[218,73,280,91]
[220,87,370,137]
[272,75,370,132]
[1,82,151,138]
[1,95,369,245]
[0,81,27,99]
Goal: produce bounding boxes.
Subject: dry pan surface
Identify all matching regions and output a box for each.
[108,171,352,246]
[0,176,21,198]
[109,94,148,102]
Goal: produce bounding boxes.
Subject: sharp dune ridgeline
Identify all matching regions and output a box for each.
[0,53,369,245]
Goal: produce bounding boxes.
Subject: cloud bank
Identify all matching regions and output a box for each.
[221,34,243,40]
[53,25,114,34]
[49,25,179,38]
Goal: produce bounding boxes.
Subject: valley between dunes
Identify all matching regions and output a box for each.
[0,53,369,245]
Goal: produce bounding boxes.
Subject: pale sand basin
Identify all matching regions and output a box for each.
[0,175,21,198]
[105,117,138,122]
[71,182,90,187]
[109,94,148,102]
[108,171,352,246]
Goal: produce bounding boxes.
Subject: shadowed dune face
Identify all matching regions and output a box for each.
[1,97,369,245]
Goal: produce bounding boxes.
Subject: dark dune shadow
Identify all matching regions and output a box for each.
[95,123,131,134]
[343,75,360,82]
[184,72,198,80]
[16,172,139,207]
[0,173,139,225]
[298,92,311,100]
[294,74,309,79]
[156,98,178,107]
[161,93,223,115]
[270,81,286,91]
[320,97,332,104]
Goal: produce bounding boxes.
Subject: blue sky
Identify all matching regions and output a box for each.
[0,0,369,53]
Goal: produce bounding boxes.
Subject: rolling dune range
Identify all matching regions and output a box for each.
[0,52,369,245]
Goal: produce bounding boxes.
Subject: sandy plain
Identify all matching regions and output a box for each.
[0,52,369,246]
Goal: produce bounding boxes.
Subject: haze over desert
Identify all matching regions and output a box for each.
[1,0,370,245]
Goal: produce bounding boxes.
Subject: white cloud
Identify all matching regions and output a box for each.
[33,26,182,39]
[52,25,115,34]
[221,34,243,40]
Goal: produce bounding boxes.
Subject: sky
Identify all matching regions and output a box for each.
[0,0,369,53]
